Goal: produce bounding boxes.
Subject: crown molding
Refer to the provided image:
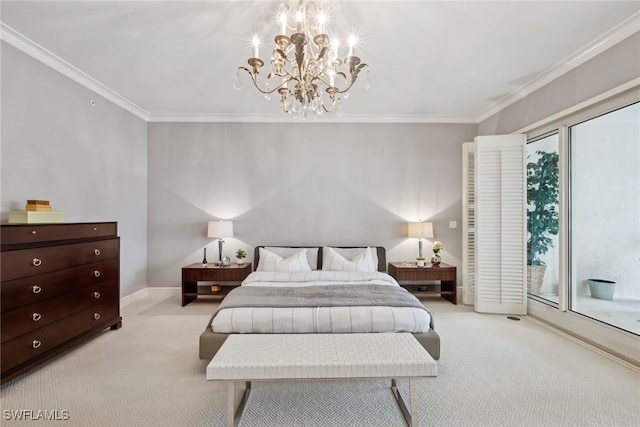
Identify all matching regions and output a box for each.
[0,23,150,121]
[1,22,473,125]
[3,11,637,126]
[475,11,640,124]
[148,113,477,124]
[515,77,640,135]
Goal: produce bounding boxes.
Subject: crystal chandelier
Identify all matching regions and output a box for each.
[233,0,370,118]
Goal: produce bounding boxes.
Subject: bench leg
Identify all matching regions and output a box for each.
[226,381,251,427]
[409,378,418,427]
[226,382,235,427]
[391,379,418,427]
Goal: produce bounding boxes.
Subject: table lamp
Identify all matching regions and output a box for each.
[408,221,434,259]
[207,220,234,265]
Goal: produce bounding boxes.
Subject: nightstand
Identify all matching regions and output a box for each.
[181,263,252,306]
[388,262,457,304]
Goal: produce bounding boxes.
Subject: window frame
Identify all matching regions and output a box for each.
[516,79,640,364]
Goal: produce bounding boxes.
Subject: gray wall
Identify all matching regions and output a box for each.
[9,30,635,299]
[147,122,477,287]
[478,32,640,135]
[1,42,148,297]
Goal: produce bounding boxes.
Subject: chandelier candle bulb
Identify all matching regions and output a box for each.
[278,11,287,35]
[317,12,326,34]
[252,36,260,58]
[331,39,339,62]
[296,9,303,33]
[348,35,357,58]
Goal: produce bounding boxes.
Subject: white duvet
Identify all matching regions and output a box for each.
[211,271,432,334]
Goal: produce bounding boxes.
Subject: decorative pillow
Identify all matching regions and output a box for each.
[322,246,376,272]
[329,247,379,271]
[264,247,320,270]
[257,248,312,272]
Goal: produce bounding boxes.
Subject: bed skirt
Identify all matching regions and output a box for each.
[199,327,441,361]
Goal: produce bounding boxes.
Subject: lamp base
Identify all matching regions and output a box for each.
[217,239,224,266]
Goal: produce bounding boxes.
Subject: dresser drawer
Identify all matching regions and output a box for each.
[1,222,117,246]
[1,238,119,282]
[1,260,118,312]
[1,281,119,343]
[1,301,119,373]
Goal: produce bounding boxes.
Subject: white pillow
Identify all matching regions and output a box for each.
[257,248,312,272]
[329,247,379,271]
[322,246,376,272]
[264,247,319,270]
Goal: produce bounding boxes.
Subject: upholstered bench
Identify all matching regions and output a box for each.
[206,333,437,427]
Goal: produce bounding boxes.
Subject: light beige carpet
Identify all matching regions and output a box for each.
[1,289,639,426]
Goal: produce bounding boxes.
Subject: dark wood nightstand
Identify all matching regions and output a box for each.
[181,263,252,306]
[388,262,457,304]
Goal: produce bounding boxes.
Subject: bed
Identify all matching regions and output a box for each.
[199,246,441,360]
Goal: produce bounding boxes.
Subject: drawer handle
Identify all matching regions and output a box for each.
[32,313,42,321]
[94,270,101,278]
[32,258,42,267]
[32,340,41,349]
[31,230,37,235]
[94,313,101,320]
[93,227,98,231]
[32,285,42,294]
[94,249,101,256]
[94,292,101,299]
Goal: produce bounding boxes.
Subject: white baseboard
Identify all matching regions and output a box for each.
[120,287,181,307]
[525,315,640,373]
[120,287,149,307]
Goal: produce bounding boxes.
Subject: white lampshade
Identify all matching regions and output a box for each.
[207,220,234,238]
[407,221,434,239]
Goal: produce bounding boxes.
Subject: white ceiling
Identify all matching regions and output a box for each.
[1,1,639,122]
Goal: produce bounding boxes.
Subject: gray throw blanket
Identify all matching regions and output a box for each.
[213,284,434,329]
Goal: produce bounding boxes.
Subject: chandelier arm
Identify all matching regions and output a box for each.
[335,63,369,94]
[352,63,369,81]
[306,59,325,76]
[316,46,328,61]
[315,76,333,88]
[239,67,293,95]
[322,96,338,113]
[272,55,300,81]
[306,0,320,15]
[334,80,358,94]
[276,64,298,81]
[290,34,308,79]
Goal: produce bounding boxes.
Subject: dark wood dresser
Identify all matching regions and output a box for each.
[1,222,122,383]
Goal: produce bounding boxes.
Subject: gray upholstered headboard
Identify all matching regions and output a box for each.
[253,246,387,272]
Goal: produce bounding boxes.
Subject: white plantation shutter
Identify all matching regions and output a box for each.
[462,142,476,305]
[474,135,527,314]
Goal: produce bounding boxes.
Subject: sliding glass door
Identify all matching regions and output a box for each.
[569,102,640,334]
[526,134,559,303]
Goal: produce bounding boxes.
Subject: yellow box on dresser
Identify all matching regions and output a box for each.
[0,222,122,383]
[8,211,65,224]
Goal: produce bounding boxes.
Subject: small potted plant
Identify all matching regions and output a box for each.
[431,241,443,266]
[235,248,247,265]
[416,256,426,267]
